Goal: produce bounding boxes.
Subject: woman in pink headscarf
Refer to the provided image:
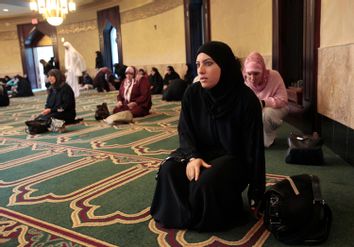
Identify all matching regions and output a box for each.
[113,66,152,117]
[243,52,288,147]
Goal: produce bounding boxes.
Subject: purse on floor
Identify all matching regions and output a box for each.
[95,102,110,120]
[25,119,50,135]
[285,132,324,165]
[263,174,332,245]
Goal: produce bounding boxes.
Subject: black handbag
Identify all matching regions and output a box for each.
[263,174,332,245]
[25,119,50,135]
[95,103,110,120]
[285,132,324,165]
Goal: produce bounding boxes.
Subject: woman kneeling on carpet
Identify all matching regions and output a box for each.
[150,41,265,232]
[37,69,76,124]
[112,66,152,117]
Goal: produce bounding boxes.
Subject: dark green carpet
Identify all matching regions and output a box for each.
[0,90,353,246]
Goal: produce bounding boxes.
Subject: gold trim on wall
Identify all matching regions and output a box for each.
[57,20,98,35]
[121,0,182,23]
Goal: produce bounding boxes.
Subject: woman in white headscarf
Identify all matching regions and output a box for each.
[63,41,86,97]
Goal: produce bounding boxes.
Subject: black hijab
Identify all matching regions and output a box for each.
[47,69,65,90]
[196,41,244,118]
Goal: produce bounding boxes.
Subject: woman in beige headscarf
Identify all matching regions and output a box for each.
[63,41,86,97]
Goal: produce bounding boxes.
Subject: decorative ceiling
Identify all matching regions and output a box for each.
[0,0,100,19]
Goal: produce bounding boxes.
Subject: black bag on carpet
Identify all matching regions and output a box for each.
[25,119,50,135]
[285,132,324,165]
[95,102,110,120]
[263,174,332,245]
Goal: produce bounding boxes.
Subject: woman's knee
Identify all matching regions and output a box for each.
[157,159,185,178]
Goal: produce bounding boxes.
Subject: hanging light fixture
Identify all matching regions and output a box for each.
[29,0,76,26]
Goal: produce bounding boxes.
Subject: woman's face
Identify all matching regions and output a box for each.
[245,71,262,85]
[125,71,134,80]
[48,75,56,85]
[196,53,221,89]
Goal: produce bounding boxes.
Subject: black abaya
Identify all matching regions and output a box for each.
[151,83,265,231]
[151,41,265,232]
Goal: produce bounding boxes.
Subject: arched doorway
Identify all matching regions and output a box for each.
[17,22,59,90]
[102,21,117,70]
[97,6,122,71]
[184,0,210,78]
[273,0,321,133]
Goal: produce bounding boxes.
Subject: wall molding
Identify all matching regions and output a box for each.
[121,0,182,24]
[57,20,98,35]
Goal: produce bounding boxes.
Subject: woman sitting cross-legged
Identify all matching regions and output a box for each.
[150,41,265,232]
[112,66,152,117]
[36,69,76,124]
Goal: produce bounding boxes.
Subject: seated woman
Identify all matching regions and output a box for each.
[243,52,288,147]
[15,75,34,97]
[113,66,152,117]
[148,67,163,94]
[6,76,18,96]
[162,66,188,101]
[162,78,189,101]
[162,66,180,91]
[151,41,265,232]
[80,71,94,90]
[0,84,10,107]
[36,69,76,124]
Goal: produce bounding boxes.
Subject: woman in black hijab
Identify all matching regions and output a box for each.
[38,69,76,124]
[151,41,265,232]
[148,67,163,94]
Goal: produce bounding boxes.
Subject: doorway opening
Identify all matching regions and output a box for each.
[34,45,54,90]
[184,0,210,78]
[102,21,118,70]
[110,27,119,66]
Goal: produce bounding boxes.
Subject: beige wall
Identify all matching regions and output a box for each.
[210,0,272,63]
[121,5,186,76]
[0,31,23,77]
[318,0,354,129]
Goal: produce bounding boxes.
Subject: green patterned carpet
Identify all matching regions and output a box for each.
[0,90,353,246]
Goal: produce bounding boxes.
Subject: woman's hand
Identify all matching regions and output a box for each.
[186,158,212,181]
[116,101,123,108]
[127,102,137,109]
[41,108,51,115]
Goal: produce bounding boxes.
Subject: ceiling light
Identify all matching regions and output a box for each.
[3,9,9,12]
[29,0,76,26]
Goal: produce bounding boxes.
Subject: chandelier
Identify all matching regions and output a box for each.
[29,0,76,26]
